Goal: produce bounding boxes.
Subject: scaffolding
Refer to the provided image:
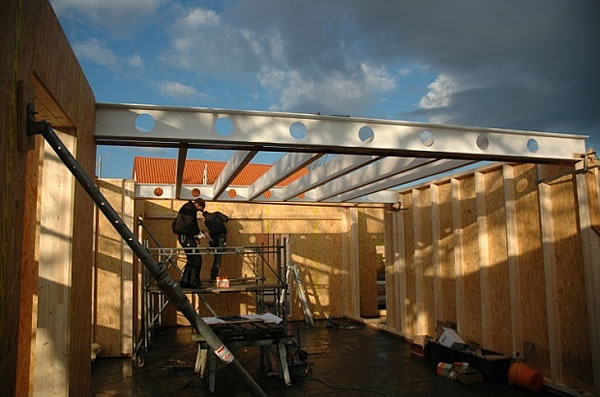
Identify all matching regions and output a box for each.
[134,235,290,364]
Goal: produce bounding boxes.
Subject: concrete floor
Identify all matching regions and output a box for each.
[92,319,554,396]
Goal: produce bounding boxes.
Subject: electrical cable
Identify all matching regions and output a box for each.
[301,376,396,397]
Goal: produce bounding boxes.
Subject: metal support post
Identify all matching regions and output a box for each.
[27,105,267,397]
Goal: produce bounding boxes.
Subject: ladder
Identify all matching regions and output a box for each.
[281,263,314,327]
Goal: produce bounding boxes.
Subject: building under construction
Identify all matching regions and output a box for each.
[2,1,599,396]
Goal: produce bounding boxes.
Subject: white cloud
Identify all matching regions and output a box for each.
[127,54,145,70]
[50,0,166,32]
[397,67,412,77]
[159,80,202,99]
[72,38,118,69]
[419,73,459,110]
[180,8,220,30]
[259,62,396,114]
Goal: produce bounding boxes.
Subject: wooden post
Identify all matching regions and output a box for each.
[384,209,398,330]
[475,172,491,348]
[431,184,442,326]
[575,162,600,396]
[349,208,360,318]
[451,178,465,336]
[502,164,523,357]
[537,174,562,383]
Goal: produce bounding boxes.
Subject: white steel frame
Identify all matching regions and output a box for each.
[95,103,588,204]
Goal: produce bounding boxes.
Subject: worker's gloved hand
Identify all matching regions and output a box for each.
[194,232,206,244]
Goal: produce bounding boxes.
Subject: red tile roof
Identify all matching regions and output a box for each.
[132,157,307,186]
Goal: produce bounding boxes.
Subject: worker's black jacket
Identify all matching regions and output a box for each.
[202,210,228,238]
[172,201,200,236]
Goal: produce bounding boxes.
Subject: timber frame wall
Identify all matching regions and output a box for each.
[93,190,385,356]
[383,161,600,394]
[1,1,96,397]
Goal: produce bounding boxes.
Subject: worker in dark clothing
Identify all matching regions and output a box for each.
[195,198,229,280]
[172,198,205,288]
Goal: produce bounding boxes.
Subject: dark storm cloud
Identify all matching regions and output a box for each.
[228,0,600,145]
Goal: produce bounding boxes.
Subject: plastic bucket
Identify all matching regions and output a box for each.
[508,361,543,391]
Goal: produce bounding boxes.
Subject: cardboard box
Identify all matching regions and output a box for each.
[216,277,230,288]
[438,328,465,349]
[437,362,453,377]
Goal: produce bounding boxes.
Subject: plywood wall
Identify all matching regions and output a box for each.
[93,179,135,356]
[383,162,598,394]
[2,1,97,396]
[95,197,384,352]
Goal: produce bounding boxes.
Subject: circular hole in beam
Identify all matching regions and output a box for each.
[228,189,237,198]
[420,130,434,147]
[358,126,374,143]
[527,138,539,153]
[476,135,489,151]
[263,190,272,199]
[153,187,163,197]
[135,114,155,133]
[290,122,307,140]
[191,188,201,197]
[215,117,234,136]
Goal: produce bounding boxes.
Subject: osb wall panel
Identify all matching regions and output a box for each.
[547,175,593,390]
[413,188,435,336]
[2,1,96,396]
[511,164,550,376]
[94,180,135,357]
[33,131,76,397]
[402,192,417,336]
[137,200,354,324]
[358,207,384,317]
[458,176,482,344]
[480,169,511,355]
[290,232,345,320]
[436,182,456,325]
[386,163,597,393]
[383,210,398,330]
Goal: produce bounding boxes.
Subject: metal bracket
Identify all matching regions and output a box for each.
[26,102,49,136]
[536,151,598,185]
[16,83,35,151]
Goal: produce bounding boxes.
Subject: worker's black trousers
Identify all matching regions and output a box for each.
[178,234,202,287]
[210,235,226,280]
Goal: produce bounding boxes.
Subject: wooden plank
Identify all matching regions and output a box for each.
[502,164,522,357]
[538,178,562,383]
[403,192,416,336]
[349,208,360,318]
[437,181,456,325]
[547,170,593,390]
[451,178,465,336]
[412,189,424,335]
[475,172,491,348]
[394,206,408,336]
[34,131,76,396]
[358,208,381,317]
[341,209,351,316]
[16,136,44,397]
[430,184,441,325]
[512,164,550,376]
[575,163,600,396]
[384,209,398,330]
[121,180,134,355]
[94,179,125,356]
[458,175,482,345]
[414,188,434,336]
[482,169,511,354]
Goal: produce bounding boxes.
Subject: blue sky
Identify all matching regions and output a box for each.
[50,0,599,178]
